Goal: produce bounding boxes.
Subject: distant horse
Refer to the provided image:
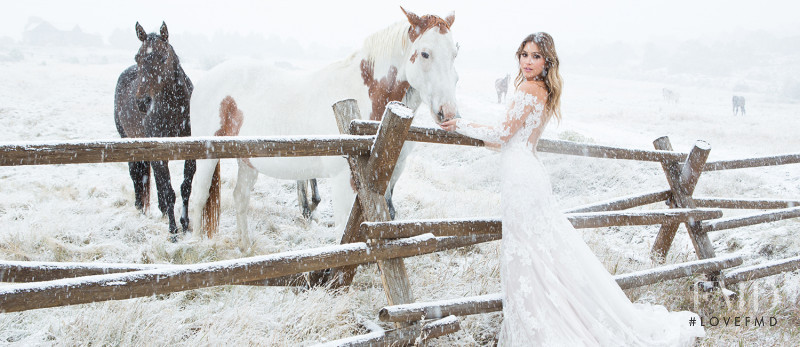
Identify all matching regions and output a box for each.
[732,95,746,116]
[114,22,195,238]
[495,74,509,103]
[662,88,679,104]
[189,7,460,245]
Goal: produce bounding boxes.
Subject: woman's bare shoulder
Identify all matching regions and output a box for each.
[518,81,548,104]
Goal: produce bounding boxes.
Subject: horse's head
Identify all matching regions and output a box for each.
[133,22,179,100]
[401,8,459,124]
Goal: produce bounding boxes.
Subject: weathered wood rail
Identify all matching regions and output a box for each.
[0,209,723,286]
[0,136,374,166]
[317,316,461,347]
[375,255,744,323]
[1,100,799,345]
[0,235,442,313]
[358,209,722,239]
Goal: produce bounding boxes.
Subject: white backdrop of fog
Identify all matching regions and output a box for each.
[2,0,800,98]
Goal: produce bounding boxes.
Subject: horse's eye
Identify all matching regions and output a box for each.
[421,52,430,59]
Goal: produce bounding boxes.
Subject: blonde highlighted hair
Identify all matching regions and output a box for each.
[514,32,563,123]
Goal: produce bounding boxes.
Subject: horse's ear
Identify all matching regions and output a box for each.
[401,6,425,41]
[160,22,169,41]
[445,11,455,28]
[400,6,421,27]
[135,22,147,42]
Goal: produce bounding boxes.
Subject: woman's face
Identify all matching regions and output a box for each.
[518,41,546,81]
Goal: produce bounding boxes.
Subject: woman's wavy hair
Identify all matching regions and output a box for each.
[514,32,563,123]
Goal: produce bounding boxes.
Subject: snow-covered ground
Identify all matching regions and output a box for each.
[0,40,799,345]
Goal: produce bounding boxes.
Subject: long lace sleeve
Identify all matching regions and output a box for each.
[455,92,543,147]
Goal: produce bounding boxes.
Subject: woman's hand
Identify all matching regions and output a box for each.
[439,119,459,132]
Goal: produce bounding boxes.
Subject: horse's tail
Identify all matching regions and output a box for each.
[202,162,221,238]
[198,95,244,238]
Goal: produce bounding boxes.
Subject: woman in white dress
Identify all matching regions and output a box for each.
[440,33,706,346]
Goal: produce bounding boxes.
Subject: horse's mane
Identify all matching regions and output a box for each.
[359,21,412,63]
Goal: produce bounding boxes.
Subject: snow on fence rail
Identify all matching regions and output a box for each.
[0,135,375,166]
[701,206,800,233]
[315,315,461,347]
[702,154,800,172]
[0,234,438,313]
[376,255,744,323]
[358,209,723,239]
[0,210,722,285]
[722,255,800,285]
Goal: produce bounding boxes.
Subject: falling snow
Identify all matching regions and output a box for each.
[0,29,799,345]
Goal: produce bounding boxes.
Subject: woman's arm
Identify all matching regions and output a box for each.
[440,92,543,147]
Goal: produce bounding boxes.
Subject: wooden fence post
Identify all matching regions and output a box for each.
[314,100,368,287]
[651,137,716,262]
[326,99,417,310]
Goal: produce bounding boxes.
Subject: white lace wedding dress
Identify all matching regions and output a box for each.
[455,90,706,346]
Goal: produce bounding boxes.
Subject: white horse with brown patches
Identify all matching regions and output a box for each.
[189,8,459,245]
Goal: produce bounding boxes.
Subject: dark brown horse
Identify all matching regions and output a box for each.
[114,22,195,239]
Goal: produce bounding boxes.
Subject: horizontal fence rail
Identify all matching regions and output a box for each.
[0,261,166,283]
[376,255,744,323]
[0,235,499,286]
[360,209,723,240]
[703,154,800,172]
[349,120,690,162]
[701,206,800,233]
[3,122,797,171]
[693,197,800,210]
[316,316,460,347]
[723,255,800,285]
[0,234,438,313]
[0,135,375,166]
[563,189,671,213]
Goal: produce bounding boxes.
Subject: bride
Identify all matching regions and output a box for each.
[440,33,706,346]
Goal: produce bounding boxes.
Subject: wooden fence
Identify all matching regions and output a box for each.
[1,100,799,345]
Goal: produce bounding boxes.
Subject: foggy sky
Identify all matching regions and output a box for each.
[2,0,799,52]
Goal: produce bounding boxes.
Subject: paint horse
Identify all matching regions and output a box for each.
[189,8,460,245]
[495,74,509,103]
[114,22,195,238]
[732,95,746,116]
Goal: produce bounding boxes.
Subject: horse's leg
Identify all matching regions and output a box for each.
[189,158,219,238]
[332,168,357,230]
[151,160,178,236]
[128,161,151,213]
[234,160,258,249]
[296,180,311,219]
[310,179,321,212]
[384,143,413,220]
[385,182,397,220]
[179,159,196,233]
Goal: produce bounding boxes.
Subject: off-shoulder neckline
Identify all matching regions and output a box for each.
[512,89,545,105]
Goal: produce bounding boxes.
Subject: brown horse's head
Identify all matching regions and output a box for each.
[134,22,180,99]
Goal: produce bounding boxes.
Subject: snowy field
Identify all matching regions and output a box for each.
[1,39,799,345]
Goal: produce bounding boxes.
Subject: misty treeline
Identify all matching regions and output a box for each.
[4,18,800,100]
[571,31,800,100]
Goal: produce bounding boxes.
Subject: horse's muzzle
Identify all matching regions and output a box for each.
[436,104,459,123]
